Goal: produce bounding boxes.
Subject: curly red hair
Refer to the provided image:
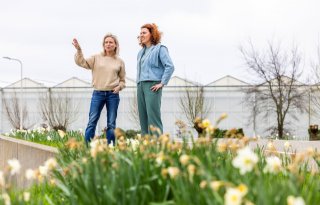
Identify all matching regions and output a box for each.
[141,23,162,46]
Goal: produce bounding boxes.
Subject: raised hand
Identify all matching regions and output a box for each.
[72,38,81,50]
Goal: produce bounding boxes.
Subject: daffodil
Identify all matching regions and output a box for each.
[199,180,207,189]
[156,151,165,166]
[128,138,140,151]
[90,139,107,157]
[161,168,168,178]
[39,165,49,177]
[202,119,211,128]
[8,158,21,176]
[217,142,227,152]
[217,113,228,124]
[1,193,11,205]
[237,184,248,197]
[44,158,58,170]
[264,156,282,174]
[210,181,223,191]
[58,129,66,138]
[179,154,190,166]
[25,169,36,180]
[23,192,31,202]
[232,147,258,175]
[167,167,180,179]
[287,196,305,205]
[224,187,242,205]
[187,164,196,176]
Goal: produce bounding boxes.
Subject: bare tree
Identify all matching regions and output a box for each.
[2,92,30,130]
[308,44,320,140]
[240,41,307,139]
[310,45,320,118]
[179,85,211,128]
[39,89,79,131]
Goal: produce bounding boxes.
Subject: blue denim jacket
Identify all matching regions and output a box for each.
[136,44,174,85]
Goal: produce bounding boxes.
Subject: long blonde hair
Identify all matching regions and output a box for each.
[102,33,120,56]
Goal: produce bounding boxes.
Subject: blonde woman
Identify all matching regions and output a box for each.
[72,34,126,145]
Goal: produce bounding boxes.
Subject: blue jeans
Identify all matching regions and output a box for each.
[85,90,120,145]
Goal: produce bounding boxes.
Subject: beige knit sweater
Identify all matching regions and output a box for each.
[75,50,126,91]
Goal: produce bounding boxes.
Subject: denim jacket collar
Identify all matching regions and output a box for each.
[137,43,162,67]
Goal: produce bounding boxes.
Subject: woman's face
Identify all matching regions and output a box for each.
[139,28,152,45]
[104,37,116,53]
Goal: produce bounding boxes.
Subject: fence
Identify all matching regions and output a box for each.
[0,85,318,140]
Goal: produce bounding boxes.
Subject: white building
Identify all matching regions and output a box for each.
[0,75,316,140]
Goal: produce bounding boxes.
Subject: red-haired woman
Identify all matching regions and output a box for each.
[136,23,175,136]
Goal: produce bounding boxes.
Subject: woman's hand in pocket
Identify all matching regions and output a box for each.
[150,83,163,92]
[113,86,121,94]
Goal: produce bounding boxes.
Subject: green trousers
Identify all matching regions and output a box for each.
[137,81,163,136]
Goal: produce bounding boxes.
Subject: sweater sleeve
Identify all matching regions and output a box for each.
[74,50,95,70]
[118,60,126,90]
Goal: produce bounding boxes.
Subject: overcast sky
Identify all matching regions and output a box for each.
[0,0,319,86]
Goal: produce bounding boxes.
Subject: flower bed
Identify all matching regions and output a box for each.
[3,129,84,147]
[1,133,319,204]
